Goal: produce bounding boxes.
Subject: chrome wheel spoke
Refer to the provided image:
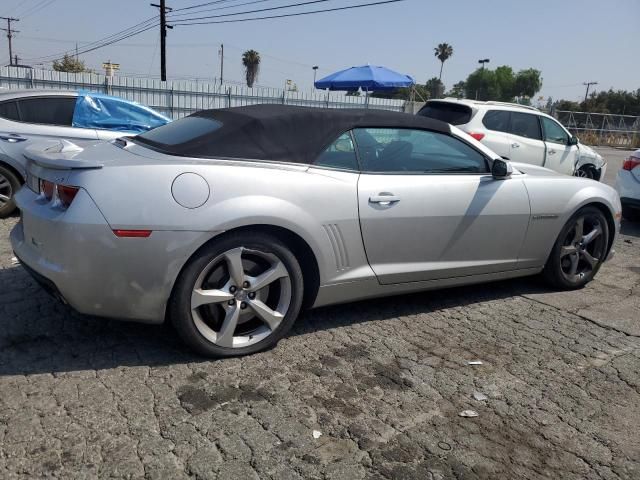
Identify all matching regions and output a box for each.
[0,194,8,204]
[582,225,602,245]
[560,245,577,258]
[581,250,599,268]
[191,288,234,309]
[247,261,288,292]
[248,299,284,331]
[572,217,584,243]
[216,305,241,348]
[224,248,246,287]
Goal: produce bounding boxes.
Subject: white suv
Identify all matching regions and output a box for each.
[417,98,607,181]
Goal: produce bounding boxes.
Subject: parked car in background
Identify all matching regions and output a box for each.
[11,105,620,358]
[0,89,170,217]
[616,149,640,221]
[417,98,607,181]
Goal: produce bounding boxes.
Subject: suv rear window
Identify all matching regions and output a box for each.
[417,101,472,125]
[0,101,19,121]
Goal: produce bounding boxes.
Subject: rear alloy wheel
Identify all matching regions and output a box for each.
[170,233,304,357]
[0,165,20,218]
[543,206,609,289]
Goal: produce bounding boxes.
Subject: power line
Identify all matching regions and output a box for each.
[173,0,407,26]
[171,0,334,22]
[20,0,56,20]
[172,0,246,13]
[168,0,273,18]
[22,17,158,62]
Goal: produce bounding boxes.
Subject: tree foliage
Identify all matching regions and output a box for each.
[434,42,453,81]
[52,54,87,73]
[242,50,261,88]
[464,66,542,102]
[425,77,444,99]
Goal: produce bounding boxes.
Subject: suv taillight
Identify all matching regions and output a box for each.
[622,157,640,171]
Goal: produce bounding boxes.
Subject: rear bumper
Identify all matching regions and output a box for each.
[10,187,212,324]
[616,170,640,204]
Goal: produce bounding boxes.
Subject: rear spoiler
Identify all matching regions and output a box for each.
[24,139,104,170]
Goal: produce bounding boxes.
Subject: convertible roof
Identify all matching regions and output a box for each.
[135,104,451,164]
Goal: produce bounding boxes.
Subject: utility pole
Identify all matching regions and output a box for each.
[583,81,598,104]
[150,1,172,81]
[312,65,318,88]
[0,17,19,66]
[219,44,224,85]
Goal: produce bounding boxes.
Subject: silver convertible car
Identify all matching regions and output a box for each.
[11,105,621,357]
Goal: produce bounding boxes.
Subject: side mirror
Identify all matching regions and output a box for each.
[492,158,513,179]
[568,136,579,146]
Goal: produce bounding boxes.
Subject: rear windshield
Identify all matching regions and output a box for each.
[417,101,472,125]
[133,116,222,149]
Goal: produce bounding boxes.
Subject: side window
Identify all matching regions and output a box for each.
[482,110,510,133]
[314,132,358,171]
[353,128,488,174]
[541,117,569,145]
[17,97,76,126]
[0,101,20,121]
[509,112,542,140]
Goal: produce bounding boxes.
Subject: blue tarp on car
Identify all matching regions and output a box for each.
[72,91,171,134]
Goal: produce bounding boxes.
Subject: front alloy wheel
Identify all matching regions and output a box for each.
[171,233,304,357]
[0,166,20,218]
[544,206,609,289]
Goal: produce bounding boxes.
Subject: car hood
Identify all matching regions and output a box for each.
[511,162,565,177]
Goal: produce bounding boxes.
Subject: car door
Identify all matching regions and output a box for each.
[355,127,531,285]
[505,111,546,166]
[0,96,99,177]
[539,116,578,175]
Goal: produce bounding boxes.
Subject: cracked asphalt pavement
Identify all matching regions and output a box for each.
[1,149,639,479]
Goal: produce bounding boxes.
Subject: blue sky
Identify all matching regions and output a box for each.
[2,0,638,102]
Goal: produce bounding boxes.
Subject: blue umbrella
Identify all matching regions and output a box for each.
[314,65,415,91]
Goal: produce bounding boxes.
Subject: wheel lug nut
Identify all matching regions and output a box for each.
[240,302,247,309]
[243,281,250,288]
[248,292,256,299]
[227,300,235,306]
[229,286,237,293]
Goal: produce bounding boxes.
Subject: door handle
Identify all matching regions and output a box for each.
[511,143,520,148]
[548,149,557,155]
[369,194,400,205]
[0,133,27,143]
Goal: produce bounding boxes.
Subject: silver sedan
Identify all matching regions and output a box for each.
[11,105,621,357]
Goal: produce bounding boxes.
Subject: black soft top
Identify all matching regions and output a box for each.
[134,104,451,164]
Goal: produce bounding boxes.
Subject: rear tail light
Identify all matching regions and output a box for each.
[622,156,640,171]
[40,180,55,201]
[57,185,79,208]
[468,132,485,141]
[38,180,79,209]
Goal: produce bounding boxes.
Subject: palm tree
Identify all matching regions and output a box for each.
[242,50,261,88]
[434,43,454,82]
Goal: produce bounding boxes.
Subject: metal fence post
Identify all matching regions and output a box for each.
[169,87,174,119]
[227,87,231,108]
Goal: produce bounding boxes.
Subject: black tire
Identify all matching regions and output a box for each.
[574,165,596,180]
[0,165,21,219]
[169,232,304,358]
[622,205,640,222]
[543,206,609,290]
